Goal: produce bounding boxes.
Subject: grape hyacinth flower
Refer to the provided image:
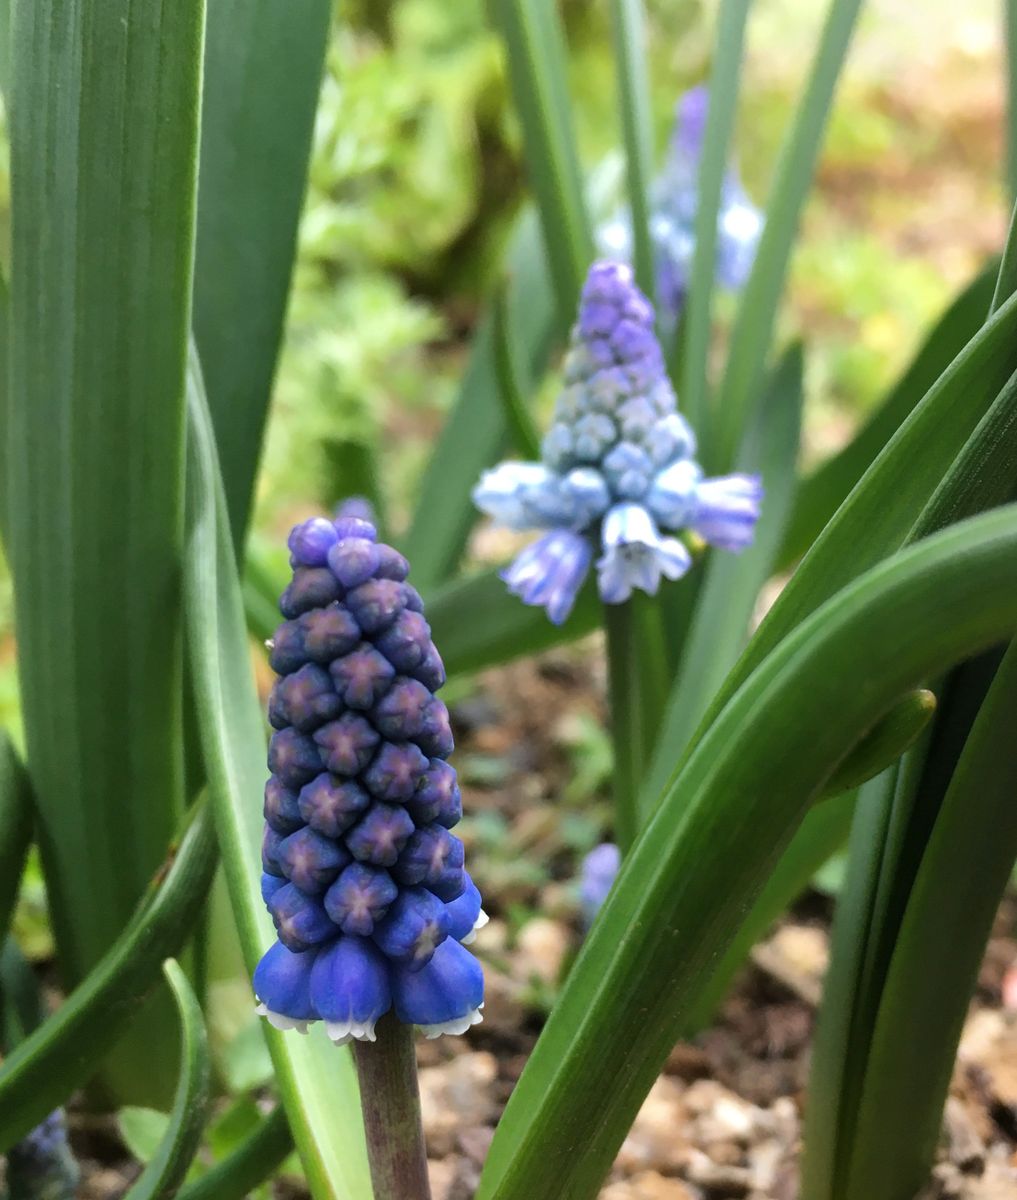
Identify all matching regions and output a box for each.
[254,513,485,1045]
[473,260,763,624]
[598,85,763,326]
[5,1109,79,1200]
[579,842,621,927]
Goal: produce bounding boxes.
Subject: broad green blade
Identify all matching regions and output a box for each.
[194,0,331,549]
[843,639,1017,1199]
[5,0,203,1100]
[714,0,864,468]
[990,203,1017,313]
[0,732,32,942]
[778,263,998,567]
[125,960,212,1200]
[477,507,1017,1200]
[488,0,592,319]
[0,804,217,1151]
[822,689,935,796]
[183,352,370,1200]
[679,0,751,438]
[642,343,803,812]
[608,0,655,300]
[177,1107,292,1200]
[403,210,556,590]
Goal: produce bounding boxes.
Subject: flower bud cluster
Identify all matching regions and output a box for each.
[473,260,763,624]
[253,514,485,1043]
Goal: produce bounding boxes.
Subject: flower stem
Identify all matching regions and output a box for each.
[352,1017,432,1200]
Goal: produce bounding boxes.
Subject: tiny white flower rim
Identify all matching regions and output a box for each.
[460,909,490,946]
[255,1002,312,1035]
[418,1003,485,1040]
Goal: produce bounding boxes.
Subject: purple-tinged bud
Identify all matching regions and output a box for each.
[501,528,592,626]
[298,773,370,838]
[6,1109,80,1200]
[269,664,342,733]
[346,804,415,867]
[261,871,287,906]
[418,699,455,758]
[335,496,376,525]
[390,938,484,1037]
[268,728,323,788]
[345,578,408,635]
[313,714,380,776]
[363,741,429,802]
[329,644,395,709]
[269,882,339,952]
[375,610,432,674]
[579,842,620,925]
[288,517,340,567]
[327,537,379,588]
[269,619,309,675]
[394,827,465,901]
[277,826,350,893]
[372,677,432,741]
[300,605,361,663]
[262,825,285,876]
[411,644,446,692]
[280,567,343,619]
[372,887,450,970]
[310,936,391,1044]
[324,863,399,936]
[254,941,318,1031]
[406,759,462,828]
[690,473,764,551]
[264,777,304,834]
[374,544,410,581]
[444,876,488,944]
[333,516,377,542]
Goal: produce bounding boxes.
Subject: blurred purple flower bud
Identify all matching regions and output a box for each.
[324,863,399,936]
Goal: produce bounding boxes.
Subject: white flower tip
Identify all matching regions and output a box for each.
[460,911,489,946]
[419,1004,485,1040]
[325,1018,379,1045]
[256,1003,313,1035]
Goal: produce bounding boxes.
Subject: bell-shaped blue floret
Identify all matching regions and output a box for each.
[390,938,484,1038]
[596,503,692,604]
[444,875,488,944]
[253,941,319,1032]
[691,473,764,552]
[372,887,450,969]
[501,528,592,626]
[310,936,392,1044]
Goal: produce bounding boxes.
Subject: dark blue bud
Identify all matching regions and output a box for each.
[253,941,318,1027]
[324,863,399,935]
[333,516,377,541]
[372,677,432,742]
[374,544,410,581]
[444,875,484,942]
[288,517,339,567]
[334,496,376,526]
[269,882,339,952]
[393,826,465,894]
[327,537,379,589]
[375,611,431,673]
[280,567,343,619]
[417,698,454,758]
[269,619,308,675]
[277,826,350,893]
[329,644,395,709]
[269,663,342,733]
[372,886,450,969]
[268,728,323,788]
[261,871,287,906]
[298,773,370,837]
[410,644,446,692]
[313,714,380,776]
[390,938,484,1033]
[362,741,429,802]
[346,803,416,867]
[262,825,285,876]
[406,759,462,827]
[264,777,304,834]
[344,578,408,635]
[310,936,392,1043]
[300,604,361,663]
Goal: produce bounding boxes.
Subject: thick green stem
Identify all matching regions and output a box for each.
[353,1018,432,1200]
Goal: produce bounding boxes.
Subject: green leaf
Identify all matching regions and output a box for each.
[178,1107,292,1200]
[642,343,803,812]
[842,640,1017,1199]
[492,282,542,460]
[124,960,211,1200]
[713,0,864,468]
[0,803,217,1152]
[608,0,655,301]
[488,0,592,318]
[821,689,935,796]
[194,0,331,549]
[778,264,999,568]
[477,506,1017,1200]
[183,351,370,1200]
[120,1108,178,1169]
[0,937,44,1047]
[991,203,1017,314]
[1007,0,1017,198]
[5,0,203,1100]
[0,732,33,943]
[679,0,751,439]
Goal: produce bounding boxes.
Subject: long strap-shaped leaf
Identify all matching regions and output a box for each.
[124,960,212,1200]
[183,350,371,1200]
[0,732,32,943]
[193,0,331,549]
[177,1107,292,1200]
[477,506,1017,1200]
[5,0,203,1099]
[0,803,217,1151]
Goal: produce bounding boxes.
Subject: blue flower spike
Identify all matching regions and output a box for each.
[253,515,485,1044]
[473,259,763,622]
